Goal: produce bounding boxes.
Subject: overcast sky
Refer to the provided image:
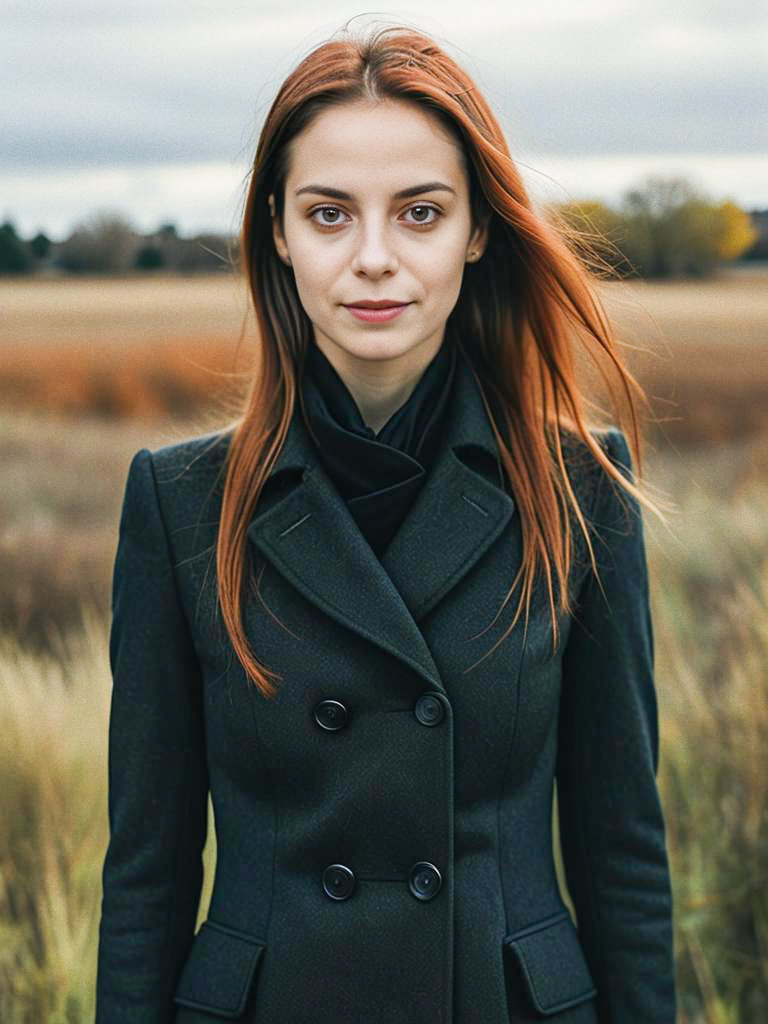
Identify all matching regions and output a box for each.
[3,1,766,239]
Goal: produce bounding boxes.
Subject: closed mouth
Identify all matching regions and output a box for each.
[344,301,411,309]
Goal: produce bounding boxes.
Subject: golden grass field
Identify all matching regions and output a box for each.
[0,266,767,1021]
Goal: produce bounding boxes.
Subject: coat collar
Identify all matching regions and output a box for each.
[245,344,517,695]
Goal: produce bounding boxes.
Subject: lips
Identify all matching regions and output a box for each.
[343,300,411,309]
[344,302,411,323]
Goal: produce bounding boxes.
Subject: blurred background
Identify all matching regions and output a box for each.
[1,3,766,1022]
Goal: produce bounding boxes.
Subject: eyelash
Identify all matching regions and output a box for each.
[308,203,443,231]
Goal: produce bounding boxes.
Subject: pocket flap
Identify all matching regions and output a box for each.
[173,919,266,1019]
[503,909,597,1016]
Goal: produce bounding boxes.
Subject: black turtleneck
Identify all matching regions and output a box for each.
[299,336,457,558]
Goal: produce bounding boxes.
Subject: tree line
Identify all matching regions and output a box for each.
[550,175,763,279]
[1,174,765,279]
[0,214,234,275]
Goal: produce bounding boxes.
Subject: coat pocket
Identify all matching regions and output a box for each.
[173,919,267,1019]
[502,908,597,1016]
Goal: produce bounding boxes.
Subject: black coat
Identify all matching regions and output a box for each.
[95,350,677,1024]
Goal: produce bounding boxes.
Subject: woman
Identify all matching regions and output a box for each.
[95,22,677,1024]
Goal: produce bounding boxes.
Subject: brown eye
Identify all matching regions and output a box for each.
[405,205,440,226]
[310,206,348,229]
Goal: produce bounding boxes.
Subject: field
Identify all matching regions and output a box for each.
[1,267,766,1022]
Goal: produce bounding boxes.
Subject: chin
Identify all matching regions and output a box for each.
[342,344,407,364]
[322,327,406,357]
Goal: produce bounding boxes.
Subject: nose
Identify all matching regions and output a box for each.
[349,217,398,277]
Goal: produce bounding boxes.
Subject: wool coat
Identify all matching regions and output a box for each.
[95,348,677,1024]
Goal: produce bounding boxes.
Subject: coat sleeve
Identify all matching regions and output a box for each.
[95,448,209,1024]
[555,428,677,1023]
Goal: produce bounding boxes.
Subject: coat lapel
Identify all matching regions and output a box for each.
[246,346,517,693]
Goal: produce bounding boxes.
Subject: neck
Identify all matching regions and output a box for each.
[310,333,446,433]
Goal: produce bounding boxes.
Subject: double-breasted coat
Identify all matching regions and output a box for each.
[95,347,677,1024]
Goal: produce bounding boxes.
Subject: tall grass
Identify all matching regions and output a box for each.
[0,607,109,1023]
[0,605,214,1023]
[648,446,768,1023]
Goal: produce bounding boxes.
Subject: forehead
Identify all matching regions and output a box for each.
[285,100,465,191]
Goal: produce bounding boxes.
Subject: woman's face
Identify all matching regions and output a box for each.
[271,98,487,377]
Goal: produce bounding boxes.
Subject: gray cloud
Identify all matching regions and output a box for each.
[4,2,766,168]
[2,1,766,232]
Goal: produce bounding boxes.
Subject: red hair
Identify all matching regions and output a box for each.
[214,22,666,699]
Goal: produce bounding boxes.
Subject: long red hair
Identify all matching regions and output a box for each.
[214,22,666,699]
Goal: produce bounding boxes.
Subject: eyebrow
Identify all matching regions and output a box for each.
[294,181,457,200]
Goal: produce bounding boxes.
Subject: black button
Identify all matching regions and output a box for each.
[409,861,442,901]
[314,699,348,731]
[414,693,445,726]
[323,863,356,900]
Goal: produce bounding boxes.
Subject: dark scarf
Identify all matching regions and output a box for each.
[299,336,458,558]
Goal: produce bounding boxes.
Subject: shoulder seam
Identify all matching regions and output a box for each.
[587,427,622,524]
[143,449,202,658]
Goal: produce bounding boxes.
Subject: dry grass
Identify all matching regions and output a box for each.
[0,405,215,650]
[0,605,215,1023]
[1,273,253,345]
[595,267,768,446]
[0,273,256,418]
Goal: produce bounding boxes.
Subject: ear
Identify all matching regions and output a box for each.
[268,193,291,266]
[467,214,490,260]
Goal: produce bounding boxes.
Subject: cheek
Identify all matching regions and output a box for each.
[283,217,335,293]
[417,228,468,284]
[418,253,466,308]
[291,250,338,310]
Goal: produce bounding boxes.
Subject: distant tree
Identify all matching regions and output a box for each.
[742,209,768,259]
[28,231,52,261]
[175,232,237,273]
[134,244,165,270]
[145,222,186,270]
[617,176,756,278]
[0,220,31,273]
[714,200,757,262]
[619,176,695,277]
[55,210,140,273]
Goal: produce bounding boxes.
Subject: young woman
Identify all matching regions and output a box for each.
[95,23,677,1024]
